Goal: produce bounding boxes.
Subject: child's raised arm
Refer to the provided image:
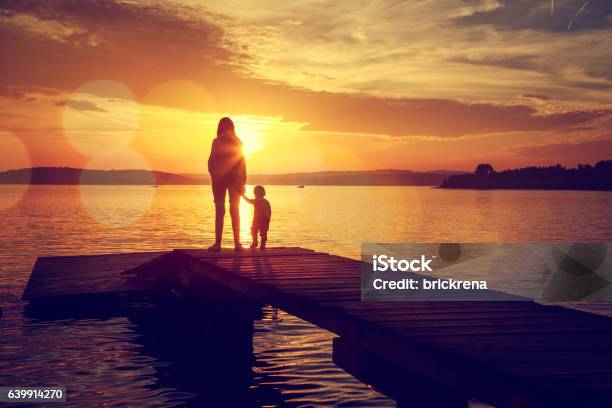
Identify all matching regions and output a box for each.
[242,194,255,204]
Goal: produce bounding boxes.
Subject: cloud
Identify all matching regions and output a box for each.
[521,94,552,101]
[454,0,612,32]
[0,0,237,91]
[586,63,612,82]
[0,10,89,43]
[0,85,58,102]
[513,137,612,163]
[54,99,107,112]
[0,0,610,141]
[207,0,612,103]
[450,55,542,72]
[283,92,611,137]
[0,85,30,100]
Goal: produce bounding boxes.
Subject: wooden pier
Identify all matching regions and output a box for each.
[23,247,612,407]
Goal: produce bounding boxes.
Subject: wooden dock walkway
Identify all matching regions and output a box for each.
[22,247,612,407]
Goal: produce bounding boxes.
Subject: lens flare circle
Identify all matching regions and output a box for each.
[79,148,155,226]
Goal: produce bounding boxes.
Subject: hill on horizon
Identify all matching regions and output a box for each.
[0,167,198,185]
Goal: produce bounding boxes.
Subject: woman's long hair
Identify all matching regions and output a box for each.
[217,117,241,144]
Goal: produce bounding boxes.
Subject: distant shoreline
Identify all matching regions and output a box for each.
[2,163,610,189]
[0,167,467,187]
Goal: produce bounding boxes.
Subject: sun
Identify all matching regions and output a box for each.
[238,122,263,155]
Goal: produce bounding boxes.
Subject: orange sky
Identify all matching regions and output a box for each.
[0,0,611,174]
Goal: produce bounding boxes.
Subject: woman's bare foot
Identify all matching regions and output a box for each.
[208,242,221,251]
[234,243,245,252]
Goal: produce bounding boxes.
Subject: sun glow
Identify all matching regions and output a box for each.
[237,122,263,156]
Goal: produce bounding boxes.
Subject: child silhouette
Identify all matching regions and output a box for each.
[242,185,272,249]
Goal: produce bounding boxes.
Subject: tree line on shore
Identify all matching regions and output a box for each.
[440,160,612,190]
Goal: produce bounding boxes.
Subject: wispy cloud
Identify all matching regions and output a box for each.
[454,0,612,32]
[55,99,107,112]
[512,136,612,163]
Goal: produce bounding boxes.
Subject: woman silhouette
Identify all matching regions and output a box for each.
[207,117,246,251]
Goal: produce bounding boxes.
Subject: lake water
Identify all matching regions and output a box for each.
[1,185,611,407]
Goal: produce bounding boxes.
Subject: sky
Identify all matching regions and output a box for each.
[0,0,611,174]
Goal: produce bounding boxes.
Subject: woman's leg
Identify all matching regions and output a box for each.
[211,181,227,249]
[214,202,225,244]
[228,185,242,248]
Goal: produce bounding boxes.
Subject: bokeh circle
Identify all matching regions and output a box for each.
[79,148,155,226]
